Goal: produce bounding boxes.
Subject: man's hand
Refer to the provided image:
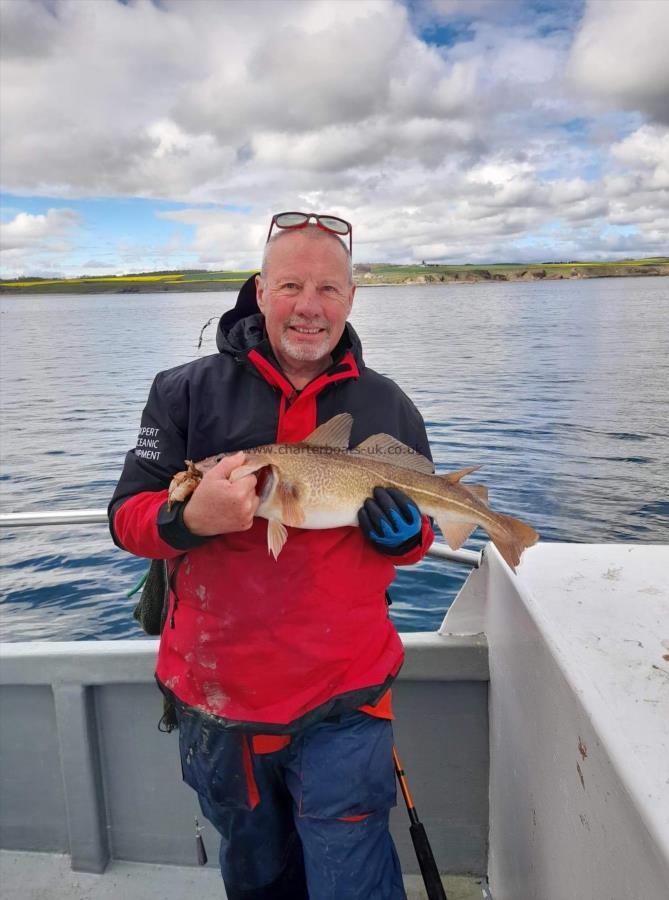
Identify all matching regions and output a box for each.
[358,487,422,556]
[183,452,260,537]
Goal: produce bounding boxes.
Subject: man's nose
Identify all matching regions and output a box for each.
[293,283,322,316]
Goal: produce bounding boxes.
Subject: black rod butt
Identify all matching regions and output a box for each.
[410,822,448,900]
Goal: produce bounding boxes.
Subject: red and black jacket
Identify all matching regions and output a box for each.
[109,276,434,733]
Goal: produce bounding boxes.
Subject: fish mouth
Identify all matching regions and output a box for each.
[255,465,276,503]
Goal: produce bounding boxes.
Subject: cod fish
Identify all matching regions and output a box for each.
[168,414,539,570]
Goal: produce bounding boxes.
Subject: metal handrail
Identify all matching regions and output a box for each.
[0,510,109,527]
[0,510,481,567]
[427,543,481,567]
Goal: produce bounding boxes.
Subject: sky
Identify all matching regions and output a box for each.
[0,0,668,277]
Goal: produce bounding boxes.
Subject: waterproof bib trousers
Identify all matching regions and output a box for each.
[177,705,407,900]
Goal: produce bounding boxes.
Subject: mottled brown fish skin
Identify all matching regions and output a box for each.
[175,439,539,570]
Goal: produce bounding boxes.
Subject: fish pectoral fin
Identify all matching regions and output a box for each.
[462,483,488,504]
[229,461,268,482]
[441,465,482,484]
[352,434,434,474]
[303,413,353,449]
[435,515,478,551]
[267,519,288,560]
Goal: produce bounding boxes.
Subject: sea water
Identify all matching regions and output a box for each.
[1,277,667,640]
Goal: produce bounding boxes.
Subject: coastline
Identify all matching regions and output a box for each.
[357,262,669,287]
[1,260,667,295]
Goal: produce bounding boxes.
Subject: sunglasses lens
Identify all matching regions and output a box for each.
[275,213,308,228]
[318,216,349,235]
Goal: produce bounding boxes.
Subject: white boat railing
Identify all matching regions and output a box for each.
[0,510,481,566]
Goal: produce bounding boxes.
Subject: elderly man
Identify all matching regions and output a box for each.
[109,212,434,900]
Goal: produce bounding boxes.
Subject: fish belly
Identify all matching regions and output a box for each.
[300,506,359,529]
[256,505,359,530]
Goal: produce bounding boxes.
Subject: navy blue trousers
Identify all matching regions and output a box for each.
[176,706,407,900]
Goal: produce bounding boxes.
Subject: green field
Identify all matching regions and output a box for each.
[1,259,667,294]
[0,269,256,294]
[358,258,669,284]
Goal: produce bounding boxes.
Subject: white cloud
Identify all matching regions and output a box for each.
[602,123,669,235]
[0,208,80,250]
[0,207,82,276]
[610,125,669,188]
[0,0,548,200]
[567,0,669,123]
[1,0,668,275]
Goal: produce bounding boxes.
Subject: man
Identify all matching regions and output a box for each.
[109,212,434,900]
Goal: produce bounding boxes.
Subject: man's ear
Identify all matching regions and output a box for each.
[255,274,266,313]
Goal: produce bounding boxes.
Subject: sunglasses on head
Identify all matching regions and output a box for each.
[266,212,353,254]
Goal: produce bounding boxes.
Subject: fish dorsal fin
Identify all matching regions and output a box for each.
[352,434,434,474]
[441,465,482,484]
[463,483,489,503]
[303,413,353,449]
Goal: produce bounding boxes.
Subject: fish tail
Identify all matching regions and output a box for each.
[486,512,539,571]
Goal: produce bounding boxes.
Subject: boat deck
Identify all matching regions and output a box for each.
[0,850,485,900]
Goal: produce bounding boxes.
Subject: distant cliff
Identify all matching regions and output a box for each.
[354,260,669,286]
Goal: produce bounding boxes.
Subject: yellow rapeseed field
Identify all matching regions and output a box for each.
[3,274,185,288]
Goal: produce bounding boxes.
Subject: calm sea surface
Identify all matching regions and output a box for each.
[1,277,668,641]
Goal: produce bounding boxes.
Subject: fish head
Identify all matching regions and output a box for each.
[228,451,282,518]
[254,460,279,514]
[167,461,203,508]
[229,449,309,529]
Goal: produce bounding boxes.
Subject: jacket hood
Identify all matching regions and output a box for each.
[216,273,364,369]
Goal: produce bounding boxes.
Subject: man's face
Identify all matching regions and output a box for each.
[256,231,355,367]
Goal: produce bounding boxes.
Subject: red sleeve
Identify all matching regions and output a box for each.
[392,515,434,567]
[113,490,186,560]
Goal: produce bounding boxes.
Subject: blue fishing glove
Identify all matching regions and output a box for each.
[358,487,422,557]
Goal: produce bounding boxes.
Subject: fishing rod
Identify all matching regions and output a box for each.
[393,746,448,900]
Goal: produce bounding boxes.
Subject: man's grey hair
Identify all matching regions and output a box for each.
[260,224,353,284]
